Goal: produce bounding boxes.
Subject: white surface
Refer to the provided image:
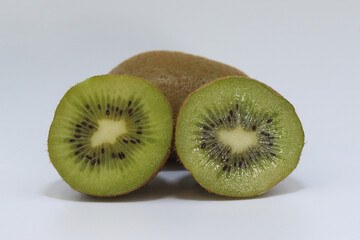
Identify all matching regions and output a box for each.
[1,0,360,239]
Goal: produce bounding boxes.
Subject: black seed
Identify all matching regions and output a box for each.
[270,152,276,156]
[137,131,142,134]
[115,107,119,112]
[75,151,80,155]
[81,122,87,126]
[97,159,100,164]
[101,148,104,154]
[112,153,116,158]
[75,129,81,133]
[212,142,217,147]
[106,110,110,115]
[219,119,223,125]
[252,125,257,131]
[119,110,123,115]
[268,136,275,140]
[210,123,215,128]
[203,125,211,130]
[91,159,96,165]
[225,158,230,162]
[85,104,90,109]
[261,131,270,136]
[267,118,273,123]
[86,154,92,159]
[228,167,231,172]
[69,139,75,142]
[135,120,140,123]
[236,104,239,111]
[97,104,101,110]
[230,110,233,117]
[222,165,228,171]
[228,116,231,122]
[111,106,114,111]
[241,156,245,161]
[269,143,273,146]
[74,134,81,138]
[130,139,136,144]
[76,144,82,148]
[123,139,128,143]
[136,139,141,143]
[118,152,122,159]
[128,108,133,114]
[128,101,132,106]
[76,124,82,128]
[239,162,242,168]
[89,125,94,129]
[201,143,206,149]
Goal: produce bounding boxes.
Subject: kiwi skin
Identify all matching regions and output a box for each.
[109,50,248,119]
[48,75,174,197]
[175,76,304,198]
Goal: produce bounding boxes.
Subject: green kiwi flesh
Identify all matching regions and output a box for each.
[48,75,173,196]
[175,77,304,197]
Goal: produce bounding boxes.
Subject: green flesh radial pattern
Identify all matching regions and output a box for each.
[175,77,304,197]
[48,75,173,196]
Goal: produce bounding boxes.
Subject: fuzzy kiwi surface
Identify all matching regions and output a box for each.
[48,75,173,197]
[109,50,248,118]
[175,76,304,197]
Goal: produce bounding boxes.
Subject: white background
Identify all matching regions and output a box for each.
[1,0,359,239]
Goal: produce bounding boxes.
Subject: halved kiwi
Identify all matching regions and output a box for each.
[48,75,173,196]
[175,77,304,197]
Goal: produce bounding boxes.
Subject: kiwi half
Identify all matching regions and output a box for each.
[48,75,173,196]
[109,50,248,118]
[175,77,304,197]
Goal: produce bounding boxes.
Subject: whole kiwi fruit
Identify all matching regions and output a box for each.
[109,50,248,119]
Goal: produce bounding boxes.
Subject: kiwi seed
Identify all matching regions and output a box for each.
[175,76,304,197]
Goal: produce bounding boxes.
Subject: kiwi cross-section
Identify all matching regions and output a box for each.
[48,75,173,197]
[175,77,304,197]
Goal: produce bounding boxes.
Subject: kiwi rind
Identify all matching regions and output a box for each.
[109,50,248,119]
[175,76,304,198]
[48,75,173,197]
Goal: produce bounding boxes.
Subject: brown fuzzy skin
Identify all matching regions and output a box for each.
[175,76,304,198]
[109,50,248,119]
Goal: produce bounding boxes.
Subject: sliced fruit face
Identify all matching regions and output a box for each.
[176,77,304,197]
[48,75,173,196]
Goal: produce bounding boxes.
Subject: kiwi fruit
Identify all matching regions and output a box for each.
[48,75,173,196]
[175,76,304,197]
[109,50,248,118]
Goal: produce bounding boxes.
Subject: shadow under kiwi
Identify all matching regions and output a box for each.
[43,170,305,202]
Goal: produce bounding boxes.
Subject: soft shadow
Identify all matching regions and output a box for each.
[43,171,305,202]
[254,176,305,199]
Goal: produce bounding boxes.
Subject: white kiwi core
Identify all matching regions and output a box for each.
[91,119,127,147]
[217,126,258,154]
